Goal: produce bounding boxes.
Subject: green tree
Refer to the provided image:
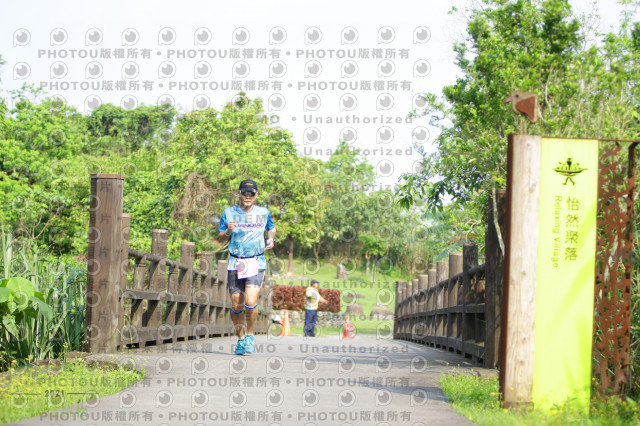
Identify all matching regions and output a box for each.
[86,103,177,155]
[319,141,375,259]
[358,233,388,285]
[399,0,640,212]
[0,93,88,250]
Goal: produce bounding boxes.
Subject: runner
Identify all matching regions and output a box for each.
[218,179,276,355]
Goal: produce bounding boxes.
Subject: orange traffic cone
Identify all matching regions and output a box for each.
[342,315,355,339]
[280,310,291,336]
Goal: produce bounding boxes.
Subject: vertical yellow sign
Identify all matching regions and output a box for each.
[533,138,598,410]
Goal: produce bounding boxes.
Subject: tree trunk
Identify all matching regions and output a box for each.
[371,256,377,287]
[287,235,294,275]
[365,252,370,274]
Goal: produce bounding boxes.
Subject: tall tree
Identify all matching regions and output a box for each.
[398,0,640,212]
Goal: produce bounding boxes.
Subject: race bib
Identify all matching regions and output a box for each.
[237,257,259,279]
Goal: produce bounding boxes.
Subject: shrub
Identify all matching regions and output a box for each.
[272,285,340,312]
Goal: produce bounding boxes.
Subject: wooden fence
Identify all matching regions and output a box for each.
[84,174,272,353]
[393,192,505,368]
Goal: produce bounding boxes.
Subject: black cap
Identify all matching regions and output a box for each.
[310,279,319,285]
[239,179,258,192]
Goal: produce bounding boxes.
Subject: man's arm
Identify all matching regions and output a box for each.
[265,228,276,250]
[217,211,236,243]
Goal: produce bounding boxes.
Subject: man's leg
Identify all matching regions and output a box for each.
[309,310,317,337]
[244,285,261,335]
[228,271,246,340]
[304,310,312,336]
[230,292,246,339]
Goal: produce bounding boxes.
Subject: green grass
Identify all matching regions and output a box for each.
[440,372,640,425]
[269,257,404,336]
[0,358,143,424]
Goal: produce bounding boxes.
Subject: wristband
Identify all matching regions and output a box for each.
[225,230,232,237]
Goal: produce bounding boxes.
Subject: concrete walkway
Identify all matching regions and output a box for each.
[11,335,495,426]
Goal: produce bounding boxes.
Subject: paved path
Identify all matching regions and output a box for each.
[11,335,495,426]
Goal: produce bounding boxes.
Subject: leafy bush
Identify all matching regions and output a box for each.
[272,285,340,313]
[1,228,86,371]
[0,277,53,368]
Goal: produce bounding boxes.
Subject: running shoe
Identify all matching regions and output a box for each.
[244,334,255,354]
[235,337,246,355]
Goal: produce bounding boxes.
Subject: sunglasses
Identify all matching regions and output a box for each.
[241,191,257,197]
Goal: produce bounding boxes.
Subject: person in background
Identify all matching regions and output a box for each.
[304,279,327,337]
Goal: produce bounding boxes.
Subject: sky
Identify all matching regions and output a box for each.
[0,0,631,189]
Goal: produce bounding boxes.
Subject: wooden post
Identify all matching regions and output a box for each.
[177,242,195,340]
[85,174,124,353]
[149,229,168,345]
[399,281,407,333]
[417,274,428,313]
[485,190,506,369]
[405,281,412,316]
[428,268,436,311]
[217,260,229,333]
[164,255,179,343]
[436,262,448,309]
[448,253,462,308]
[427,269,436,341]
[117,213,130,349]
[436,261,448,344]
[411,278,418,315]
[394,280,401,338]
[462,243,479,357]
[199,251,214,336]
[190,252,202,329]
[500,134,541,407]
[448,253,463,347]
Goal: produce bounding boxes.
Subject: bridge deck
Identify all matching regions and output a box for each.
[17,335,496,426]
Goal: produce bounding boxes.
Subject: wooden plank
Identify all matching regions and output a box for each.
[216,260,227,303]
[117,214,131,347]
[411,278,418,315]
[485,190,506,369]
[448,253,462,309]
[147,230,168,342]
[394,281,401,337]
[427,269,436,311]
[436,261,448,309]
[199,252,214,324]
[164,263,178,335]
[501,134,541,407]
[463,243,479,345]
[178,242,195,330]
[464,303,485,314]
[133,255,147,290]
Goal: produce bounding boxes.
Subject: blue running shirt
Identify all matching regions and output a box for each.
[218,205,275,271]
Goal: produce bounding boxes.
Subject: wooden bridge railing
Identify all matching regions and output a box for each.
[393,191,506,367]
[85,174,272,353]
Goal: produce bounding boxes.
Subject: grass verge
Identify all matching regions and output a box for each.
[0,358,143,424]
[440,372,640,425]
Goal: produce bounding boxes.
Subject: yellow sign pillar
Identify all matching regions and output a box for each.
[502,135,598,411]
